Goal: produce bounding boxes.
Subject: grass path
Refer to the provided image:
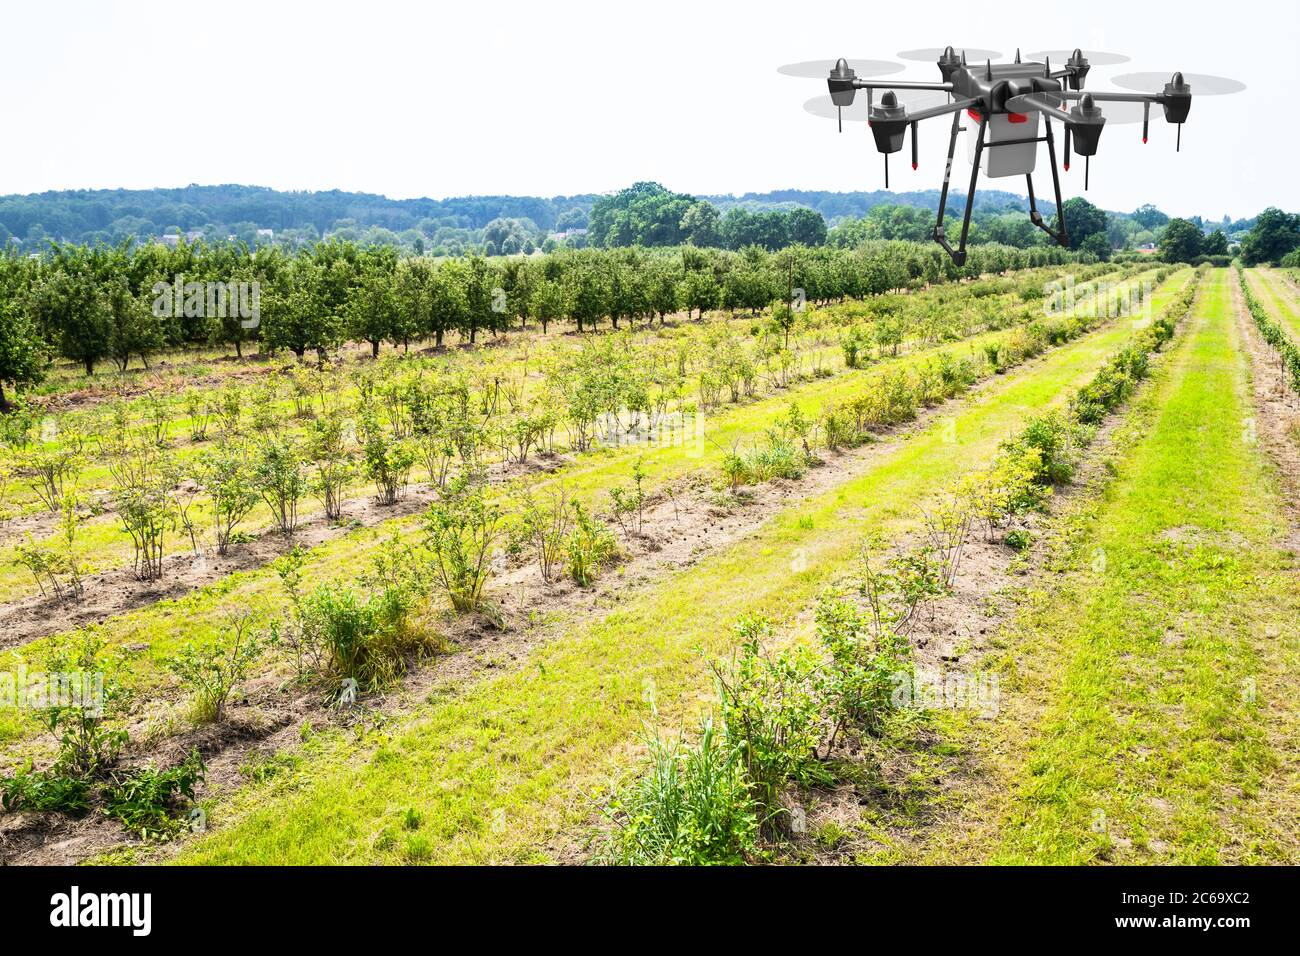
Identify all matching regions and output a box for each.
[168,277,1186,864]
[907,269,1299,864]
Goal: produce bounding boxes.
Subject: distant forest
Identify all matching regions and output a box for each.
[0,181,1262,258]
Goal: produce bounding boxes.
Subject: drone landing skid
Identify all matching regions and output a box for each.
[932,111,1068,266]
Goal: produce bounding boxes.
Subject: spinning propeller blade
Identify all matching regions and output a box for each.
[777,58,902,78]
[897,47,1001,62]
[803,89,948,122]
[1028,49,1130,66]
[1111,71,1246,95]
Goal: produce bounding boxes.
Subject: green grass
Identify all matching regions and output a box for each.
[168,274,1186,864]
[912,270,1298,864]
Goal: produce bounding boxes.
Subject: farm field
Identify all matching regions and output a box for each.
[2,262,1298,868]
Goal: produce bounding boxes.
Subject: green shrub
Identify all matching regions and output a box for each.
[1003,411,1079,485]
[816,578,914,746]
[423,475,503,613]
[253,435,306,534]
[270,545,429,691]
[711,616,829,819]
[601,717,758,866]
[1004,528,1033,551]
[359,412,417,506]
[103,749,205,841]
[200,441,260,554]
[164,613,266,723]
[567,501,618,586]
[0,762,92,814]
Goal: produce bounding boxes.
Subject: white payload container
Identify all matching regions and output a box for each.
[965,107,1039,178]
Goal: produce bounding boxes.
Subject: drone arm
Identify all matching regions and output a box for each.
[1055,89,1160,105]
[904,97,979,124]
[851,78,953,92]
[1012,98,1072,124]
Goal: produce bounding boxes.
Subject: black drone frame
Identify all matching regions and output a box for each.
[828,50,1189,265]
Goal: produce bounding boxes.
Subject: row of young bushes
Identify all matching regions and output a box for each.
[2,266,1129,609]
[599,267,1202,864]
[717,273,1161,492]
[0,269,1174,845]
[1237,267,1300,394]
[0,455,641,839]
[1,264,1092,534]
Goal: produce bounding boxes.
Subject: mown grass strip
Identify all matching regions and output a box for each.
[170,275,1189,864]
[949,270,1300,864]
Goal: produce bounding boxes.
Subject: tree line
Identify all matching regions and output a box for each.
[0,237,1087,406]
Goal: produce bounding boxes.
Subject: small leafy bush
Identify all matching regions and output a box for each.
[164,613,266,723]
[103,750,205,841]
[423,475,504,613]
[1002,411,1079,486]
[601,717,757,866]
[567,501,618,587]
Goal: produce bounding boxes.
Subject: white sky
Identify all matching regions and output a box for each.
[4,0,1294,219]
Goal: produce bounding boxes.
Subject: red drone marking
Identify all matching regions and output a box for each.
[1064,163,1070,171]
[966,108,982,122]
[1142,137,1148,143]
[1007,112,1028,123]
[912,163,918,169]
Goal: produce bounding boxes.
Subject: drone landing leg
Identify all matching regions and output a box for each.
[932,109,962,264]
[1043,119,1070,248]
[1025,173,1062,245]
[953,114,988,267]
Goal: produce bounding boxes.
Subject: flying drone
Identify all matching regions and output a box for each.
[779,47,1245,264]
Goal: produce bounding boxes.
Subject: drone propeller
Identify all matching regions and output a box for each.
[803,90,949,122]
[777,58,902,79]
[1112,71,1245,150]
[1028,49,1130,66]
[1111,71,1246,96]
[897,46,1001,63]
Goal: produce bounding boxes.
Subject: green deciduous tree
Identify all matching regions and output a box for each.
[1158,218,1204,263]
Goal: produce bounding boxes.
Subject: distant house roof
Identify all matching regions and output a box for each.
[256,228,274,238]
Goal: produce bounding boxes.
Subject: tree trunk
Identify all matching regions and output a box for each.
[84,357,95,376]
[435,330,443,348]
[371,340,380,358]
[235,339,243,359]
